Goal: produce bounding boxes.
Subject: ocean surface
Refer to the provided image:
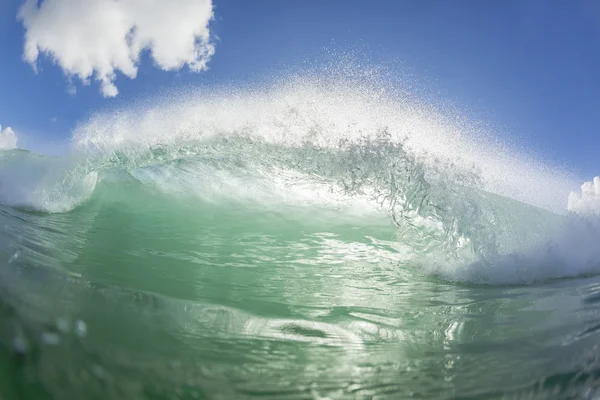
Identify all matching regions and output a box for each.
[2,75,600,399]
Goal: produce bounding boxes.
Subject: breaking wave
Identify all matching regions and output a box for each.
[0,72,598,285]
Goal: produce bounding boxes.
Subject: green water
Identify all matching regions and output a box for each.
[1,146,600,400]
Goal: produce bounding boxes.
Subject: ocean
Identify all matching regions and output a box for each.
[1,74,600,399]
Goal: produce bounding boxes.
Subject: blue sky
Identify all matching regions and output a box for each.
[0,0,599,178]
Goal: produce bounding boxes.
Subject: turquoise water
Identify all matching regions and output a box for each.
[2,77,600,399]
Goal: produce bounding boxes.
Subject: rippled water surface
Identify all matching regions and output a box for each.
[2,175,600,400]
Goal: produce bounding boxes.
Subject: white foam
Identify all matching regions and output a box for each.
[435,215,600,284]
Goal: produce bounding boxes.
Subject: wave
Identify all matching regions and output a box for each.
[0,71,598,285]
[72,74,577,213]
[0,149,97,213]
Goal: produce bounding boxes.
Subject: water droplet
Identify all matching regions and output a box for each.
[56,318,69,333]
[8,251,19,264]
[92,365,106,379]
[12,336,27,354]
[75,320,87,337]
[41,332,60,345]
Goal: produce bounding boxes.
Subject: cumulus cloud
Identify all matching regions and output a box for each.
[568,177,600,215]
[18,0,215,97]
[0,126,18,150]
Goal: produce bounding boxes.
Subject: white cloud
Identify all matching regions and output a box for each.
[0,126,18,150]
[568,176,600,215]
[18,0,215,97]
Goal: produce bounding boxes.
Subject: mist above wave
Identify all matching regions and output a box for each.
[72,69,577,213]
